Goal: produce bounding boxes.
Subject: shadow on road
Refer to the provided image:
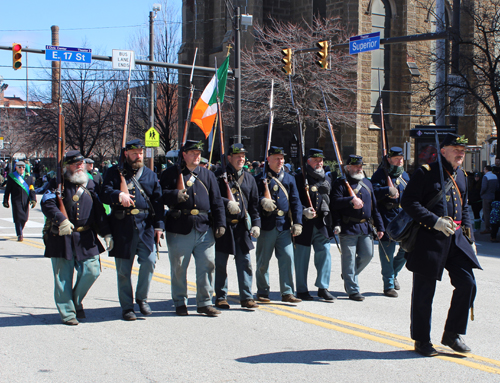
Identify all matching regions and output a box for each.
[236,348,421,364]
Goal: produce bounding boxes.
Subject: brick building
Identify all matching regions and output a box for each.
[179,0,494,172]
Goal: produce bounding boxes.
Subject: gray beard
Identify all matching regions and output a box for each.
[349,172,364,181]
[65,169,89,185]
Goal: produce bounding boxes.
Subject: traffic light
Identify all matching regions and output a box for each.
[281,48,293,75]
[12,43,22,70]
[316,41,328,69]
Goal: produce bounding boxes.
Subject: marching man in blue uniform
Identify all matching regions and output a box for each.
[161,140,226,317]
[255,146,303,303]
[41,151,112,325]
[330,155,384,301]
[294,148,335,301]
[3,161,37,241]
[371,147,410,297]
[401,133,481,357]
[214,143,261,310]
[100,139,165,321]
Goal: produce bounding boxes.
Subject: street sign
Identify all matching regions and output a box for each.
[45,45,92,64]
[349,32,380,55]
[112,50,135,70]
[145,127,160,147]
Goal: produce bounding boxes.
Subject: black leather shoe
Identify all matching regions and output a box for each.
[348,293,365,301]
[383,289,398,298]
[197,306,221,317]
[318,289,336,301]
[122,309,137,321]
[175,305,188,316]
[76,308,86,319]
[297,291,314,301]
[414,341,438,357]
[441,331,471,353]
[136,299,152,316]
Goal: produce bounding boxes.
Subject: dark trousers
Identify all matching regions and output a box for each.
[15,220,26,237]
[410,241,476,342]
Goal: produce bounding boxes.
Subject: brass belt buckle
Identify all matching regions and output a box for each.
[231,219,239,224]
[191,209,199,215]
[277,210,285,217]
[130,208,140,215]
[360,219,366,223]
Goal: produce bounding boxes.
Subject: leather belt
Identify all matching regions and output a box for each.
[181,209,209,216]
[343,216,367,224]
[74,225,91,232]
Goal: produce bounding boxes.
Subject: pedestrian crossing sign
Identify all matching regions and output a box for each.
[145,127,160,147]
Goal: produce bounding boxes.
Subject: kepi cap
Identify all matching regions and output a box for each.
[440,133,468,148]
[182,140,204,152]
[346,154,364,166]
[228,143,248,155]
[308,148,324,158]
[125,139,145,150]
[268,146,286,157]
[387,146,403,157]
[64,150,84,165]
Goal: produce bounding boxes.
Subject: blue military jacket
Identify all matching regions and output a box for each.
[100,164,164,259]
[215,165,261,255]
[256,168,303,232]
[161,165,225,235]
[42,178,110,261]
[294,171,331,246]
[330,176,384,235]
[401,158,481,280]
[371,167,410,241]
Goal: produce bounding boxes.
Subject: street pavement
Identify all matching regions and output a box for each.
[1,191,500,382]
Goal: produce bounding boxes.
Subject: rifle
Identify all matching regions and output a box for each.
[117,62,133,197]
[288,75,313,210]
[178,48,198,190]
[320,86,356,198]
[262,79,274,200]
[435,130,449,217]
[377,69,395,190]
[214,58,236,203]
[55,67,68,218]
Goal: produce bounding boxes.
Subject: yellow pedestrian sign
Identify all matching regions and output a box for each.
[145,127,160,147]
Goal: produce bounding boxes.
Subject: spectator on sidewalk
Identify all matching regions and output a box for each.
[480,165,499,234]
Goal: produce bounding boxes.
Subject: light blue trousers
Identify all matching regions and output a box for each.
[339,234,373,295]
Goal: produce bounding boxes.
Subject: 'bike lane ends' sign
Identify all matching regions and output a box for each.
[349,32,380,55]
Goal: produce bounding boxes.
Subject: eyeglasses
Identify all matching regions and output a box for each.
[16,166,25,168]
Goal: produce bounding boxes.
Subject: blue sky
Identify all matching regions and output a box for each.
[0,0,181,99]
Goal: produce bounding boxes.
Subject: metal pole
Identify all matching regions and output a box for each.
[435,0,446,126]
[449,0,461,130]
[149,11,155,171]
[234,6,241,144]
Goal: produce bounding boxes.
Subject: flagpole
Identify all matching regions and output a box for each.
[208,115,218,165]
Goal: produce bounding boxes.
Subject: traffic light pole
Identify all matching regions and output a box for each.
[233,6,242,144]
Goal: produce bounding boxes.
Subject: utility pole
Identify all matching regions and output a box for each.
[233,6,241,144]
[435,0,446,126]
[449,0,461,130]
[51,25,60,104]
[149,8,158,171]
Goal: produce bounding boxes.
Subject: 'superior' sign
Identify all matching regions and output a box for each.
[45,45,92,64]
[349,32,380,55]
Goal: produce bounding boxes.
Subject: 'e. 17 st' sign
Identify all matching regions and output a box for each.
[45,45,92,64]
[349,32,380,55]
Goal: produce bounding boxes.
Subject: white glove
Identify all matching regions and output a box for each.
[303,207,316,219]
[59,219,74,236]
[227,200,241,215]
[334,226,341,235]
[250,226,260,238]
[104,234,114,251]
[260,198,276,212]
[433,217,455,237]
[291,224,302,236]
[177,189,189,203]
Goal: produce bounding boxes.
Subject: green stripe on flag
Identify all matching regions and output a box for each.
[208,56,230,106]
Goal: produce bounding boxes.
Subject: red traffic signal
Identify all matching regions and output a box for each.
[12,43,22,70]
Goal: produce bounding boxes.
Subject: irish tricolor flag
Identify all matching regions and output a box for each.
[191,56,229,138]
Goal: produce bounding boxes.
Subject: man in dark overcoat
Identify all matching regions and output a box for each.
[330,155,384,302]
[255,146,303,304]
[214,143,261,310]
[401,133,481,357]
[371,147,410,297]
[3,161,36,241]
[100,139,165,321]
[161,140,226,317]
[41,151,112,325]
[294,148,335,301]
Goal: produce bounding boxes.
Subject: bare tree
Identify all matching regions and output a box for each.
[129,0,181,154]
[413,1,500,147]
[231,16,357,140]
[31,61,122,158]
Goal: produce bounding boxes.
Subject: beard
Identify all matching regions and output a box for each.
[346,168,364,181]
[127,157,144,170]
[64,168,89,185]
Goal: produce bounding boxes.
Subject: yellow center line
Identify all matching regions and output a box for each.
[11,238,500,374]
